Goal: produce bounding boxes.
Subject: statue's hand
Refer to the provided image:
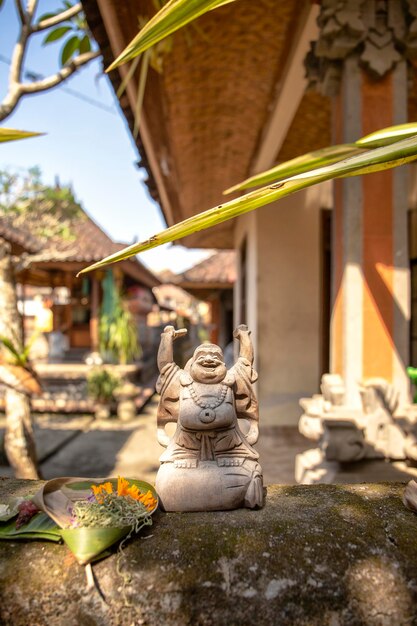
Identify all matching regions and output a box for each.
[162,325,187,341]
[162,325,176,338]
[233,324,250,339]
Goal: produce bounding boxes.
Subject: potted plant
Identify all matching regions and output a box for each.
[87,367,120,419]
[114,382,138,421]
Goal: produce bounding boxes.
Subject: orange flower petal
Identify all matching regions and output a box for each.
[117,476,130,496]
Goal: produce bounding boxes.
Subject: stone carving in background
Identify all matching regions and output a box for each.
[297,374,417,484]
[305,0,417,97]
[155,325,263,511]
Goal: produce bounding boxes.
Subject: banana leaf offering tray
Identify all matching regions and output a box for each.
[0,477,158,565]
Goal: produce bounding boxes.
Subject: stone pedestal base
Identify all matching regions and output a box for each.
[156,459,263,511]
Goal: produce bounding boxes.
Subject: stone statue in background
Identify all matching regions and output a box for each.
[155,324,263,511]
[296,374,417,484]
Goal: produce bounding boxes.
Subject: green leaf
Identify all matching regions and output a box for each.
[79,34,91,54]
[37,12,57,21]
[60,35,80,66]
[0,512,61,542]
[225,144,362,193]
[60,526,130,565]
[107,0,237,71]
[116,55,140,98]
[227,122,417,193]
[42,26,72,45]
[0,128,43,143]
[356,122,417,148]
[21,331,40,363]
[133,50,151,138]
[0,335,23,364]
[77,132,417,275]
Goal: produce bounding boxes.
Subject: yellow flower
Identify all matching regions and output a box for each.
[118,477,157,511]
[117,476,130,497]
[126,484,141,500]
[140,490,157,511]
[91,481,113,503]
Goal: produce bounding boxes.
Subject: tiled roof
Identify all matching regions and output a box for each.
[0,209,120,262]
[0,218,39,253]
[178,251,236,286]
[0,208,159,287]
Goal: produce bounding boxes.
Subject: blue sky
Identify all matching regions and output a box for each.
[0,0,211,273]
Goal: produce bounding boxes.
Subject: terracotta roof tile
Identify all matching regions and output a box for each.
[1,208,125,262]
[0,217,40,253]
[178,251,236,285]
[0,207,159,286]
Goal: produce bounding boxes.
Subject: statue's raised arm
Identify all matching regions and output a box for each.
[157,325,187,371]
[233,324,254,364]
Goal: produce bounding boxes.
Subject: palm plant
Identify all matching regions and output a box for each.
[99,273,141,365]
[87,367,120,403]
[0,332,42,394]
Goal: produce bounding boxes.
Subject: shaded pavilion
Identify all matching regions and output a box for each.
[0,208,159,357]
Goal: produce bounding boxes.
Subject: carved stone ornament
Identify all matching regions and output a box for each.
[155,325,264,512]
[305,0,417,96]
[297,373,417,484]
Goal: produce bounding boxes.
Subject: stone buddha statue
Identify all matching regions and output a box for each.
[155,324,263,511]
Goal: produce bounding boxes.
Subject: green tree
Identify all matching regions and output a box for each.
[0,0,99,121]
[0,167,85,478]
[0,1,100,478]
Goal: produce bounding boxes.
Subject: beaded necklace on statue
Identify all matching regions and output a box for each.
[189,382,228,424]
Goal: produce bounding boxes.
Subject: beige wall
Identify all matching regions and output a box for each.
[234,210,258,364]
[235,186,326,426]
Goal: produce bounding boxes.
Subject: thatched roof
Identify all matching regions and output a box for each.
[84,1,417,250]
[84,0,315,248]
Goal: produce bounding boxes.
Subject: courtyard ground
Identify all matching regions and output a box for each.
[2,395,417,485]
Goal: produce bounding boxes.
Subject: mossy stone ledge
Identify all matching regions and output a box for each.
[1,479,417,625]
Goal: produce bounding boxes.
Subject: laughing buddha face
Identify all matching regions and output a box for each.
[189,345,227,384]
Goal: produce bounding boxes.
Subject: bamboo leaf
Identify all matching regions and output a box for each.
[77,133,417,275]
[224,144,362,193]
[133,50,151,138]
[107,0,238,71]
[116,56,141,98]
[356,122,417,148]
[226,122,417,193]
[0,128,43,142]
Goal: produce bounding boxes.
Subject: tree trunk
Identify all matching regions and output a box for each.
[0,238,39,478]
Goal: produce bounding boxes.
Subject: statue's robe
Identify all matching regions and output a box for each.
[156,357,259,464]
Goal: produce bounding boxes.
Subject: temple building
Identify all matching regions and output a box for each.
[84,0,417,425]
